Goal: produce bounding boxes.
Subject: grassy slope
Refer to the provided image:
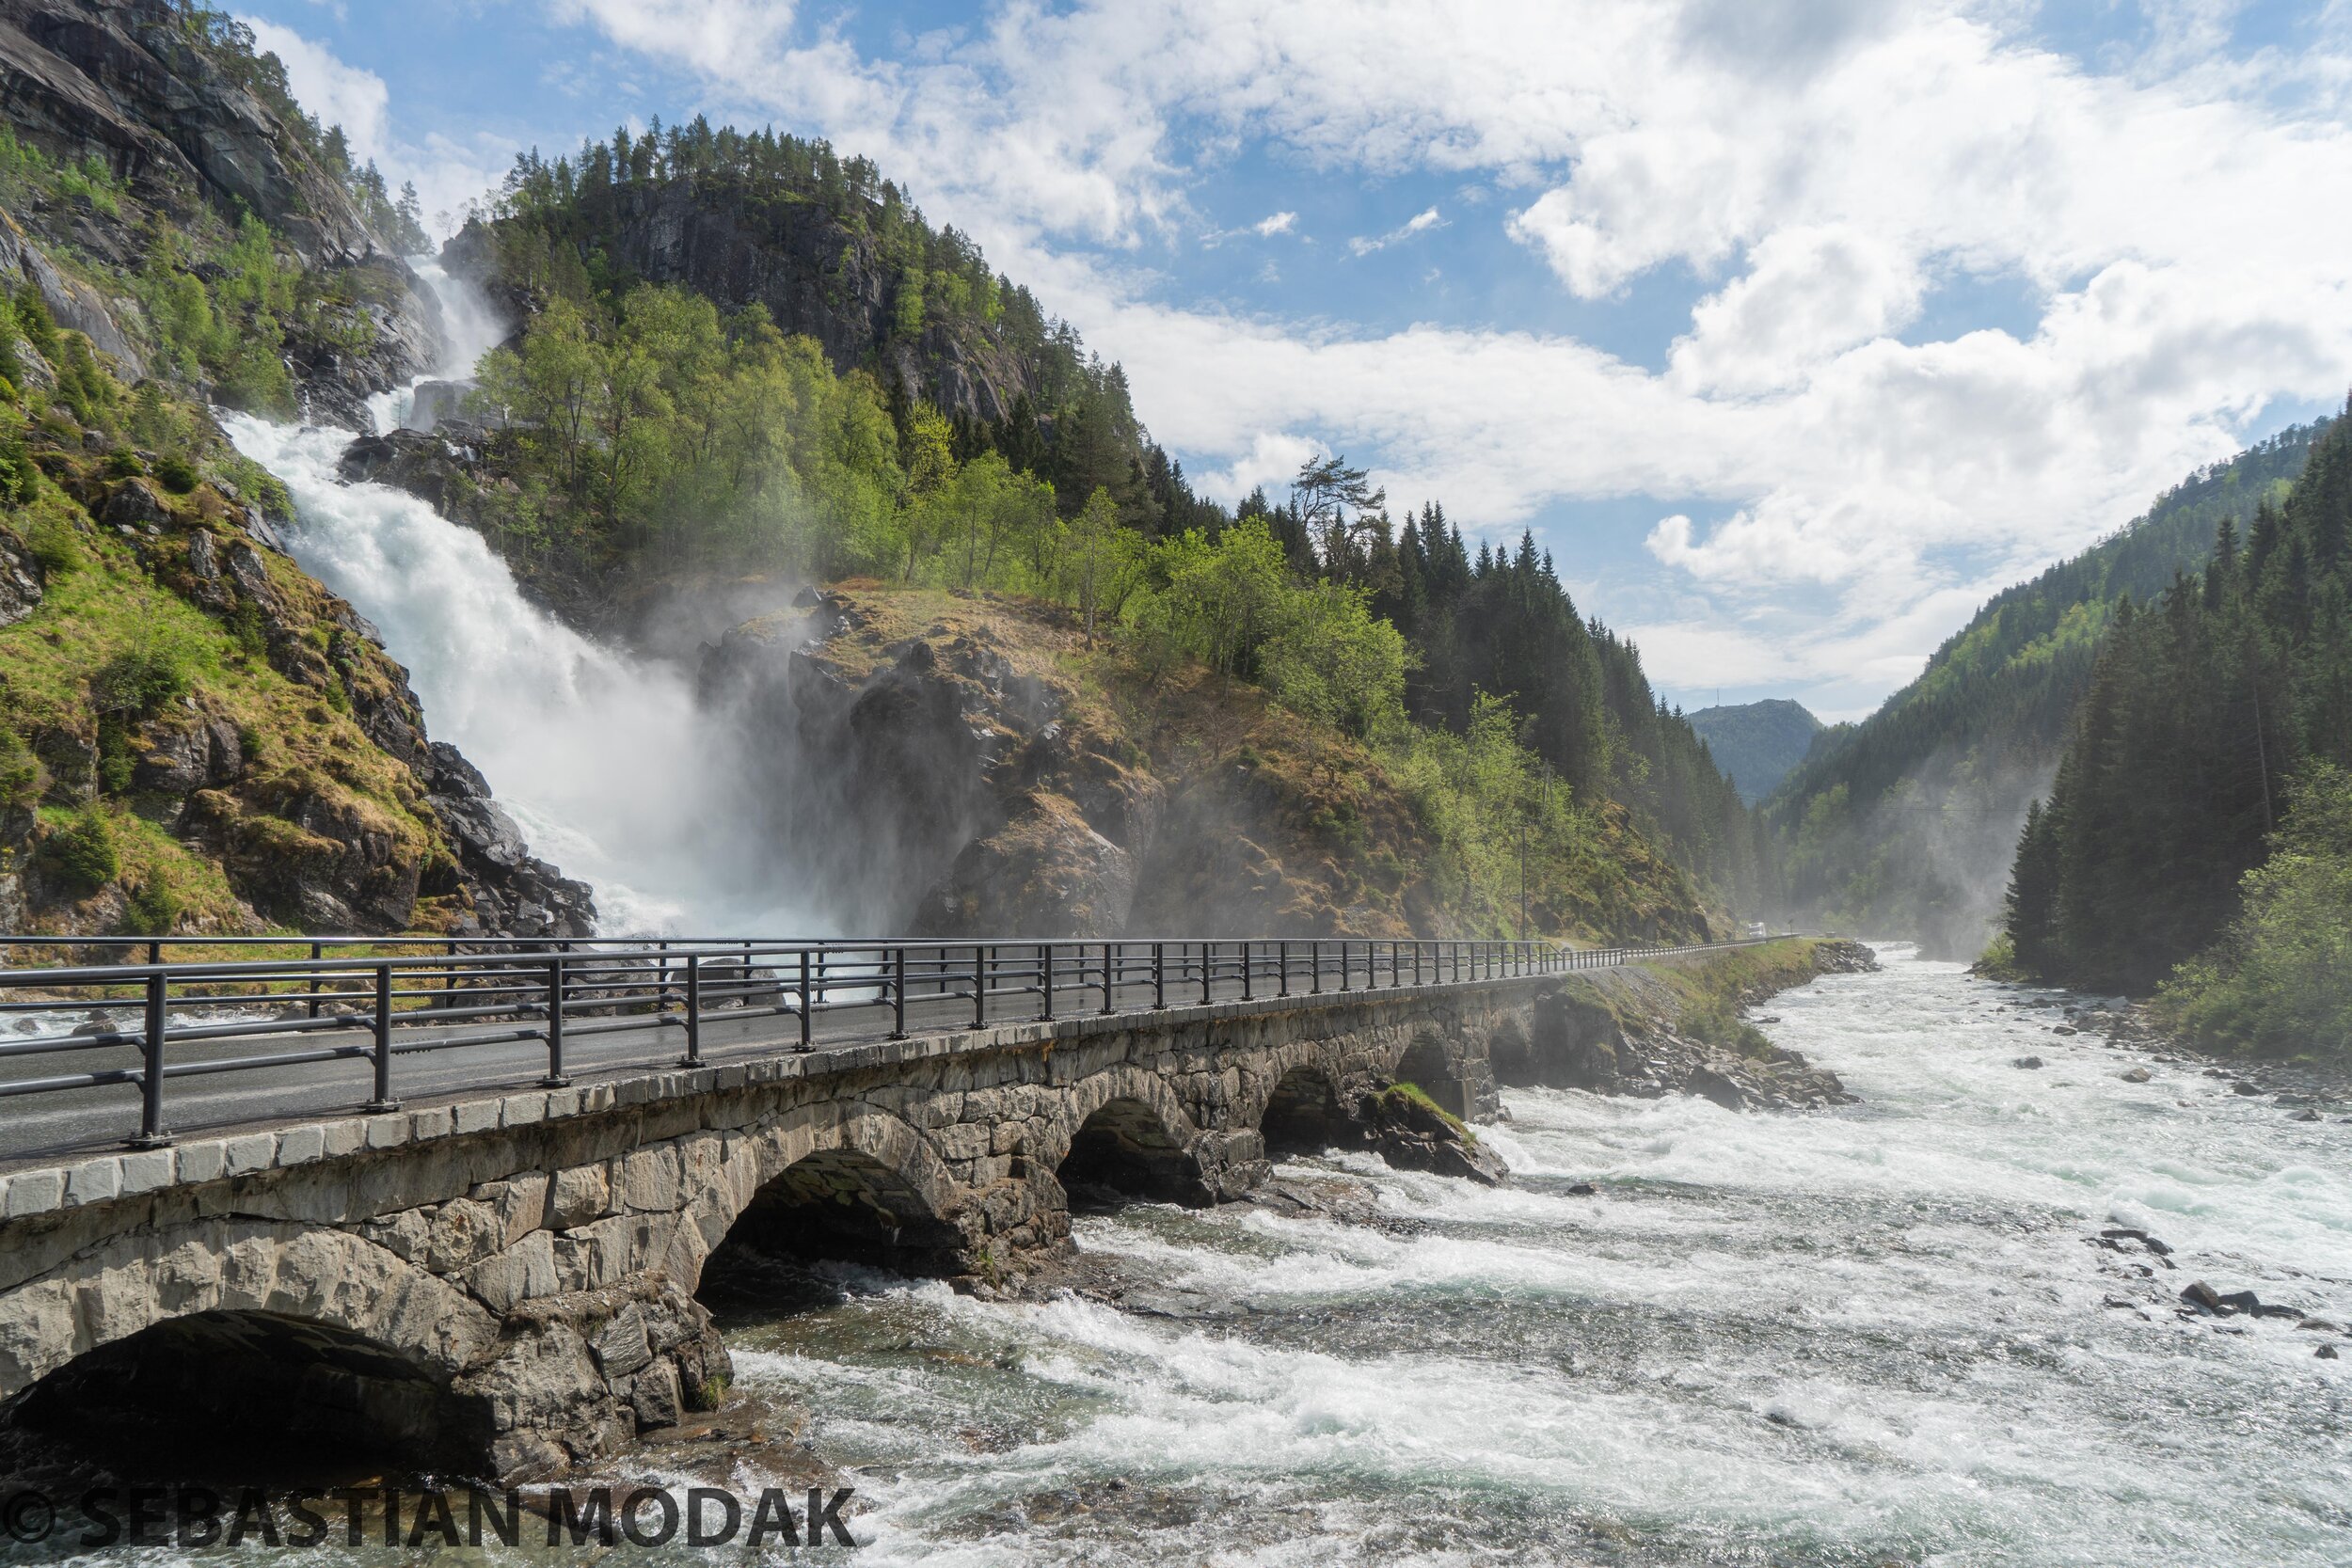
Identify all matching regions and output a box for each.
[0,375,466,939]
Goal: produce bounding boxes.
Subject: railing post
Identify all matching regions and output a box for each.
[364,962,398,1112]
[307,940,323,1021]
[1102,941,1116,1015]
[892,946,909,1039]
[130,968,171,1148]
[1152,942,1166,1010]
[540,956,569,1087]
[1041,943,1056,1022]
[975,944,987,1028]
[1242,940,1254,1002]
[680,953,703,1067]
[1201,942,1214,1006]
[799,948,813,1050]
[1280,941,1291,996]
[1311,940,1323,995]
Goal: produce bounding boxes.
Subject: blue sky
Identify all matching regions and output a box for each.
[243,0,2352,719]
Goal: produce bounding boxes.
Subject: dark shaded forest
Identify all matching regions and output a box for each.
[2005,403,2352,1039]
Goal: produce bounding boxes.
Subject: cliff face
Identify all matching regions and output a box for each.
[0,0,438,427]
[0,0,362,258]
[446,178,1040,426]
[0,6,601,937]
[695,586,1715,942]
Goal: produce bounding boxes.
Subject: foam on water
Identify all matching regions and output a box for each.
[705,948,2352,1565]
[217,262,820,935]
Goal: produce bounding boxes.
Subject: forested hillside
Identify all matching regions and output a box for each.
[1767,420,2326,954]
[1687,700,1821,804]
[2004,403,2352,1053]
[399,127,1771,921]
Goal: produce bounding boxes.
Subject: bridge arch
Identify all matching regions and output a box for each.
[1258,1063,1352,1158]
[0,1307,491,1482]
[0,1219,501,1481]
[704,1111,971,1279]
[1056,1093,1208,1208]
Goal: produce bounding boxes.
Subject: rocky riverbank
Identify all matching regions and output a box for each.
[1992,989,2352,1123]
[1505,939,1878,1113]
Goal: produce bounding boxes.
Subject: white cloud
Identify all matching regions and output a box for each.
[238,18,517,242]
[540,0,2352,700]
[1348,205,1443,256]
[1668,225,1924,395]
[1253,210,1298,236]
[242,15,389,161]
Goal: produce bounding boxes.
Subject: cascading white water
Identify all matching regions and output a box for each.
[364,253,508,436]
[686,949,2350,1565]
[218,263,818,935]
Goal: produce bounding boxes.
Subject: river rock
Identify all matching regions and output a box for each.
[2119,1068,2151,1084]
[1355,1084,1509,1187]
[2013,1056,2044,1069]
[2179,1281,2232,1315]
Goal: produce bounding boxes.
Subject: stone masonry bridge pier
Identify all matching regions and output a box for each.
[0,935,1771,1482]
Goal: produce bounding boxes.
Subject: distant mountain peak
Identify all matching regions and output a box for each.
[1686,700,1823,804]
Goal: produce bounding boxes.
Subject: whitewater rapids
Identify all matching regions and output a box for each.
[697,948,2350,1565]
[216,256,815,935]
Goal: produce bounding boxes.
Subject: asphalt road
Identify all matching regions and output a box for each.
[0,953,1511,1169]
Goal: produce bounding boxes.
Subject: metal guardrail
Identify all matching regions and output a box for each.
[0,934,1788,1150]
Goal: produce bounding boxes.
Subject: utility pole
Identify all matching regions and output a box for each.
[1518,815,1528,938]
[2249,638,2275,835]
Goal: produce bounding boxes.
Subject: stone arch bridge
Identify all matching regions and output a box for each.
[0,948,1690,1482]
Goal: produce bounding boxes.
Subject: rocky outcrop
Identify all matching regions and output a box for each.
[0,3,440,426]
[698,593,1164,937]
[416,743,595,939]
[1351,1083,1509,1185]
[694,587,1605,941]
[1500,940,1877,1112]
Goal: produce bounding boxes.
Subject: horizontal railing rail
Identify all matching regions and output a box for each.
[0,933,1791,1152]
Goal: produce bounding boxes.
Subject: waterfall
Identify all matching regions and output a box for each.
[218,263,818,936]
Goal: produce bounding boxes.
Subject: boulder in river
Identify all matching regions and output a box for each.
[2013,1055,2045,1069]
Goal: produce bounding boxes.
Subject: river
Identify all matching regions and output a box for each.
[680,946,2347,1565]
[210,270,2349,1564]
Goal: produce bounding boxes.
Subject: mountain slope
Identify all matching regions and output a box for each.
[1766,418,2327,955]
[2004,404,2352,1001]
[0,1,591,938]
[372,123,1767,933]
[1687,699,1821,804]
